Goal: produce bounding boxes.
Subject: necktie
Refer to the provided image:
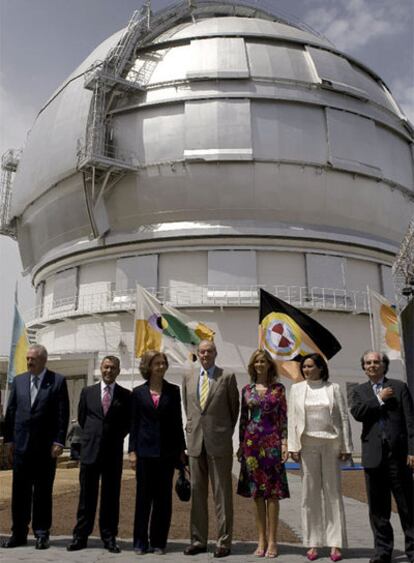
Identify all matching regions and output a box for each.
[31,375,39,406]
[374,383,386,433]
[102,385,111,415]
[374,383,382,396]
[199,371,209,411]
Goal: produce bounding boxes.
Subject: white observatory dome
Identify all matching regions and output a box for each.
[3,2,413,432]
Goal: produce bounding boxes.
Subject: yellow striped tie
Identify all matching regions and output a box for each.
[199,370,209,410]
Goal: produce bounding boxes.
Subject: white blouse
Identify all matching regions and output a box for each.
[304,380,338,440]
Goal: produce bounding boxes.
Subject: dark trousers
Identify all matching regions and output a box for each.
[73,453,123,541]
[12,452,56,539]
[365,442,414,560]
[134,457,175,550]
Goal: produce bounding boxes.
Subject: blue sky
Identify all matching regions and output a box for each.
[0,0,413,354]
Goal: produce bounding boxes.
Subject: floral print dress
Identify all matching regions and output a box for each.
[237,382,290,499]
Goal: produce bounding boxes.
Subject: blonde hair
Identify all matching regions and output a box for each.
[247,349,278,385]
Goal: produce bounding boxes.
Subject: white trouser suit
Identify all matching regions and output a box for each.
[288,380,353,548]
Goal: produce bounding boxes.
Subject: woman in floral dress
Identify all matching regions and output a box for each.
[237,349,290,558]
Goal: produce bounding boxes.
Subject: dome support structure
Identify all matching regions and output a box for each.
[0,149,21,238]
[393,217,414,309]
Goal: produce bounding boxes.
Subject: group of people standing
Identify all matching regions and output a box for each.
[1,342,413,563]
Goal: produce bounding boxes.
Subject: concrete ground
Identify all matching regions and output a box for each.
[0,468,410,562]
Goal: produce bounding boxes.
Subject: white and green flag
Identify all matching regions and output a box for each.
[134,285,214,364]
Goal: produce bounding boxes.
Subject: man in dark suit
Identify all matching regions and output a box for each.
[182,340,239,559]
[351,351,414,563]
[2,344,69,550]
[67,355,131,554]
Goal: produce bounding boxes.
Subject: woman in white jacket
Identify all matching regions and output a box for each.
[288,353,352,562]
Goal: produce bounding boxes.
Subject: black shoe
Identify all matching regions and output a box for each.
[1,535,27,548]
[184,544,207,555]
[35,537,50,550]
[369,556,391,563]
[104,538,121,553]
[214,546,231,558]
[67,537,88,551]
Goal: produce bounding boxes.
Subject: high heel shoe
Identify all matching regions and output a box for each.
[306,549,318,561]
[330,549,342,562]
[254,545,267,557]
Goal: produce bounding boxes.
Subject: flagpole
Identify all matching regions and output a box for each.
[5,283,20,408]
[131,300,137,390]
[366,285,375,350]
[396,304,406,375]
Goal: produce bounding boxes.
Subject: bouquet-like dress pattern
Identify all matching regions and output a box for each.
[238,382,290,499]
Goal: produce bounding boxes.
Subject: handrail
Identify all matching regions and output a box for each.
[24,284,368,325]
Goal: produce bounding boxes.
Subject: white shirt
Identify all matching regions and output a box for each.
[304,379,337,440]
[371,378,386,405]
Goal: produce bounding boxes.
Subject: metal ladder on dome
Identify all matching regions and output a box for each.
[77,1,200,238]
[77,2,155,238]
[79,3,153,171]
[0,149,21,238]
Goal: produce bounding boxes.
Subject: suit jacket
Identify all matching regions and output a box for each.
[78,382,131,465]
[4,370,69,458]
[128,380,186,460]
[350,377,414,468]
[182,367,240,457]
[287,380,353,454]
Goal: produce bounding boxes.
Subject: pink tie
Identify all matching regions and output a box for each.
[102,385,111,415]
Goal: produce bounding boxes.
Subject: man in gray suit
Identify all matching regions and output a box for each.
[182,340,239,558]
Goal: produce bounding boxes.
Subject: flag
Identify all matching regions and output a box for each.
[7,302,29,383]
[368,288,401,360]
[259,288,341,380]
[134,285,215,364]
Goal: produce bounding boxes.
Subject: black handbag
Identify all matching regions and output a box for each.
[236,457,251,498]
[175,465,191,502]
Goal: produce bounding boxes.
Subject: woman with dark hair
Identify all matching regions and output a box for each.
[288,353,352,562]
[128,351,186,555]
[237,349,290,558]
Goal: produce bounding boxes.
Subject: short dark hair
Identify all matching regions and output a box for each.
[101,355,120,370]
[360,351,389,374]
[299,353,329,381]
[247,349,278,385]
[139,350,169,380]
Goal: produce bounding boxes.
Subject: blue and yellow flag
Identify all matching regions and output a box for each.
[7,303,29,383]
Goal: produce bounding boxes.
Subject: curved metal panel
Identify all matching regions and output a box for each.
[246,41,313,82]
[112,104,185,165]
[163,16,332,49]
[251,102,327,163]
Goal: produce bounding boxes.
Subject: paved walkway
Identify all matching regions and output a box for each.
[0,471,409,562]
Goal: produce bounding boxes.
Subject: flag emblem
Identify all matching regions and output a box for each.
[135,285,215,364]
[259,288,341,380]
[262,313,302,359]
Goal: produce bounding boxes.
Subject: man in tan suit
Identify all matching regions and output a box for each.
[182,340,239,558]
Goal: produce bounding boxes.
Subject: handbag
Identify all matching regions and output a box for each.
[175,465,191,502]
[236,457,251,497]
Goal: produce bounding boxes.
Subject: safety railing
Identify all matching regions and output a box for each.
[24,284,368,326]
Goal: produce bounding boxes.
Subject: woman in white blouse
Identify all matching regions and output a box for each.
[288,353,352,562]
